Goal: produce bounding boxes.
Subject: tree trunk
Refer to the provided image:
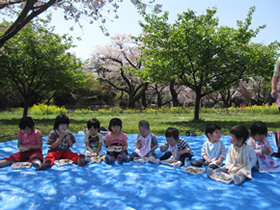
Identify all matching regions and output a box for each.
[170,79,179,107]
[194,90,202,121]
[23,96,29,117]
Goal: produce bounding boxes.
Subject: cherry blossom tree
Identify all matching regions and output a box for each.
[0,0,162,46]
[87,34,148,108]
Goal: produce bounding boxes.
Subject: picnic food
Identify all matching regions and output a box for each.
[11,162,32,169]
[210,172,233,184]
[114,146,122,152]
[89,157,102,163]
[161,159,178,166]
[134,157,149,163]
[54,159,73,167]
[182,166,205,175]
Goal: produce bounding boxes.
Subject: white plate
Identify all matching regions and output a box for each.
[88,157,102,164]
[182,166,205,175]
[11,162,32,170]
[161,159,178,166]
[54,159,73,167]
[134,157,150,163]
[210,172,233,184]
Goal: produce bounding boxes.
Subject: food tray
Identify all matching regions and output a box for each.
[182,166,205,175]
[54,159,73,167]
[11,162,32,170]
[210,172,233,184]
[114,146,122,152]
[161,159,178,166]
[107,147,115,152]
[88,157,102,164]
[134,157,150,163]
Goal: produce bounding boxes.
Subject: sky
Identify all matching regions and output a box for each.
[47,0,280,61]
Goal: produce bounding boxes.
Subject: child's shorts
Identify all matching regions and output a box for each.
[3,149,43,162]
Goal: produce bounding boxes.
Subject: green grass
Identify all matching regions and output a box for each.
[0,110,279,142]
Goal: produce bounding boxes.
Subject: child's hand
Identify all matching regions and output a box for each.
[91,152,97,157]
[19,146,28,152]
[262,146,271,155]
[136,139,141,149]
[216,160,222,165]
[160,146,166,152]
[65,133,71,141]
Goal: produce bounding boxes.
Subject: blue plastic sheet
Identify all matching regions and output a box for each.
[0,134,280,209]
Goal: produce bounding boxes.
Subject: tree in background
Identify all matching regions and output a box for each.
[138,7,280,120]
[0,0,162,46]
[88,34,148,108]
[0,21,85,117]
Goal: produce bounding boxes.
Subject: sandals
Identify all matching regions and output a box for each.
[39,159,51,170]
[78,154,86,166]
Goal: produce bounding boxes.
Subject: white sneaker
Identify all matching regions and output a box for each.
[149,156,160,164]
[172,161,182,168]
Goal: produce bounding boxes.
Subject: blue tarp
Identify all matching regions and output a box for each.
[0,134,280,209]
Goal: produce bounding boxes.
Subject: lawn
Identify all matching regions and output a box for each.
[0,107,279,142]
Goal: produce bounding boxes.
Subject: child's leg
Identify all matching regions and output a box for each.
[233,174,246,185]
[0,159,14,168]
[191,159,205,167]
[159,152,172,161]
[28,150,43,169]
[62,151,80,164]
[44,151,64,166]
[128,152,139,161]
[117,151,129,164]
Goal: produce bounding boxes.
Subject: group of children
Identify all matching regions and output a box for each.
[1,114,280,186]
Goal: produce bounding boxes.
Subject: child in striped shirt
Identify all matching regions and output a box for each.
[150,127,193,167]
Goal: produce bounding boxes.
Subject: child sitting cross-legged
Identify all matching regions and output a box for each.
[39,114,86,170]
[129,120,158,161]
[191,124,226,173]
[248,121,280,173]
[150,127,193,168]
[207,125,257,185]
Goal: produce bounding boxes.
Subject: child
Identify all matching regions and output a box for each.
[84,118,105,159]
[0,116,43,169]
[248,121,280,173]
[191,124,226,172]
[129,120,158,161]
[150,127,193,168]
[208,125,257,185]
[40,114,86,170]
[104,118,129,164]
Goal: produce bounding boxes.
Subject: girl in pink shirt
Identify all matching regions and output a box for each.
[0,116,43,169]
[104,118,129,164]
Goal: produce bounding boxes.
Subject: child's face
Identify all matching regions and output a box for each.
[89,126,98,136]
[22,127,33,135]
[230,134,243,147]
[138,126,150,137]
[208,129,221,143]
[253,134,265,142]
[166,137,178,146]
[58,124,68,132]
[111,125,121,134]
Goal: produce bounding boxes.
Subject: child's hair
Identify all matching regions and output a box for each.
[205,123,221,136]
[138,120,150,129]
[87,118,100,130]
[108,118,122,131]
[230,125,249,144]
[250,121,267,137]
[165,127,179,140]
[19,116,35,130]
[54,114,69,130]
